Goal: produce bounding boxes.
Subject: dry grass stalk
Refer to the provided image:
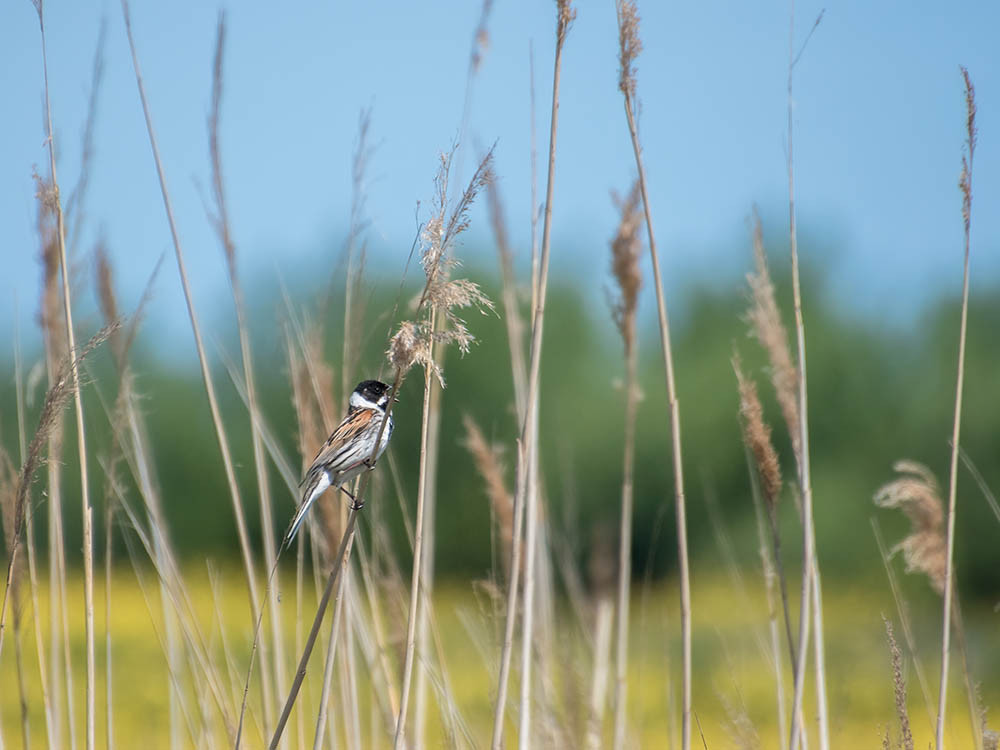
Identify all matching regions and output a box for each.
[37,171,72,750]
[785,8,829,749]
[615,3,693,747]
[14,318,57,750]
[0,441,31,749]
[491,5,573,748]
[121,7,274,738]
[0,324,118,667]
[33,1,100,743]
[207,16,288,725]
[392,147,495,750]
[745,210,800,460]
[936,67,977,750]
[585,526,616,750]
[463,415,514,573]
[97,251,188,750]
[883,617,915,750]
[609,180,642,750]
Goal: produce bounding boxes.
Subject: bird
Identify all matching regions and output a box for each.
[284,379,395,545]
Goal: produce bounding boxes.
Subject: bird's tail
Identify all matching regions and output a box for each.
[283,468,331,547]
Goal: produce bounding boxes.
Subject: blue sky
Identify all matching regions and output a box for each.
[2,0,997,356]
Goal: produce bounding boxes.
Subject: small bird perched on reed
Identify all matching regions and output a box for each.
[284,379,395,545]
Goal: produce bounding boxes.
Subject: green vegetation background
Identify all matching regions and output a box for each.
[2,240,997,600]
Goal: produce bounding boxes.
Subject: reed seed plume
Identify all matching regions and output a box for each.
[733,354,783,512]
[959,67,976,236]
[557,0,576,40]
[17,325,119,532]
[883,616,914,750]
[388,147,496,385]
[462,415,514,574]
[745,210,800,460]
[873,461,946,594]
[1,323,118,663]
[609,181,643,348]
[616,0,641,99]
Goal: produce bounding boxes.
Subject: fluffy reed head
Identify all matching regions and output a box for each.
[387,147,495,385]
[609,181,642,349]
[556,0,576,43]
[616,0,641,98]
[745,210,800,461]
[733,354,782,512]
[873,460,946,594]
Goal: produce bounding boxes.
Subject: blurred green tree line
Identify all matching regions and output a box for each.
[1,257,997,599]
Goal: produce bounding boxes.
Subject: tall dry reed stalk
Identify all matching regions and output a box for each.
[731,352,788,708]
[392,147,495,750]
[120,3,276,735]
[14,318,57,750]
[1,326,117,671]
[936,67,977,750]
[413,11,496,739]
[491,5,573,748]
[206,15,288,733]
[614,4,692,746]
[31,2,100,745]
[784,7,829,749]
[0,439,29,750]
[608,182,642,750]
[39,188,75,750]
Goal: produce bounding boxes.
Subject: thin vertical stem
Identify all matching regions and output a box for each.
[936,67,976,750]
[786,3,828,745]
[35,5,97,747]
[104,499,114,750]
[269,512,358,749]
[415,342,444,750]
[394,349,437,750]
[518,394,540,749]
[16,322,56,750]
[312,542,352,749]
[208,14,285,732]
[491,7,572,747]
[621,89,692,750]
[612,326,639,750]
[120,4,273,731]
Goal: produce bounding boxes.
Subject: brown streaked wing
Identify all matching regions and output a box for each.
[309,408,375,469]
